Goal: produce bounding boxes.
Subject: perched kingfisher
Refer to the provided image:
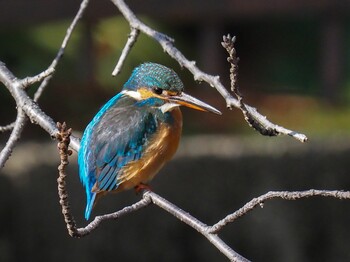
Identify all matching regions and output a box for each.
[78,62,221,220]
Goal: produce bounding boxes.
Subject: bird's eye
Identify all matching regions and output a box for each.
[152,87,163,95]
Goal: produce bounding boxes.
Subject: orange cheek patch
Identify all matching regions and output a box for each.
[164,90,178,96]
[137,87,180,100]
[138,87,155,99]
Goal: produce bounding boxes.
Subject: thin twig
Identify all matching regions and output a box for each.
[21,67,55,89]
[56,122,78,237]
[0,0,87,158]
[209,189,350,234]
[76,197,152,237]
[112,27,140,76]
[33,0,90,101]
[0,1,87,146]
[0,61,81,152]
[0,122,15,133]
[2,1,344,261]
[55,130,350,260]
[222,34,280,137]
[0,63,55,166]
[0,108,26,168]
[56,122,152,238]
[110,0,308,143]
[145,190,250,262]
[221,34,240,94]
[54,121,249,261]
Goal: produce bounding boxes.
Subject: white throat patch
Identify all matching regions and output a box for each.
[159,103,180,113]
[122,90,142,100]
[122,90,180,113]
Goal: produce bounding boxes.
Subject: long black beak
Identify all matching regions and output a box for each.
[168,92,221,115]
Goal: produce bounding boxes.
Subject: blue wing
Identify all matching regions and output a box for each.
[78,93,158,220]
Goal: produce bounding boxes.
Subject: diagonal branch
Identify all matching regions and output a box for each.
[209,189,350,234]
[56,122,151,238]
[112,27,140,76]
[0,122,15,133]
[55,122,249,262]
[145,190,250,262]
[21,67,55,89]
[55,121,350,261]
[1,1,342,261]
[77,197,152,237]
[0,61,81,152]
[219,35,309,142]
[0,0,87,164]
[222,34,240,94]
[0,108,27,168]
[110,0,308,143]
[33,0,90,102]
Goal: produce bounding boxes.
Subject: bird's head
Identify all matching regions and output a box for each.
[122,63,221,115]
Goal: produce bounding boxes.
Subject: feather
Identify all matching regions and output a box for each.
[78,63,190,220]
[78,93,159,219]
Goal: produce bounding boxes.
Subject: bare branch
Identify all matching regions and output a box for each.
[56,122,79,237]
[145,190,250,262]
[110,0,308,143]
[75,190,250,262]
[55,121,151,237]
[0,122,15,133]
[76,197,152,237]
[21,67,55,89]
[0,61,81,153]
[3,1,343,261]
[0,62,57,167]
[0,1,87,169]
[209,189,350,234]
[242,108,307,142]
[0,0,87,163]
[33,0,90,101]
[56,131,350,261]
[0,108,27,168]
[55,121,249,261]
[112,27,140,76]
[220,35,308,141]
[221,34,240,94]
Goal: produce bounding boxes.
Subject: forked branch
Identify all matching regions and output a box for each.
[56,122,350,262]
[0,0,87,162]
[111,0,308,143]
[1,0,345,261]
[55,122,249,261]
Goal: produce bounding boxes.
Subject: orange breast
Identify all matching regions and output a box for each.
[115,107,183,191]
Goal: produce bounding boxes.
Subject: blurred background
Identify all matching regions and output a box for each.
[1,0,350,261]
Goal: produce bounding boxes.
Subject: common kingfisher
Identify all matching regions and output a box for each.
[78,62,221,220]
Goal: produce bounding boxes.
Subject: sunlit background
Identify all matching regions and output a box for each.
[1,1,350,261]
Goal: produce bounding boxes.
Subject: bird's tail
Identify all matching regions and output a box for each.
[85,192,96,220]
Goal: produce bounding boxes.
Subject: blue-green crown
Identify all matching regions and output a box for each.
[123,63,184,92]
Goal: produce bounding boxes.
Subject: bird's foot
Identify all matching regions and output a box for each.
[134,183,152,194]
